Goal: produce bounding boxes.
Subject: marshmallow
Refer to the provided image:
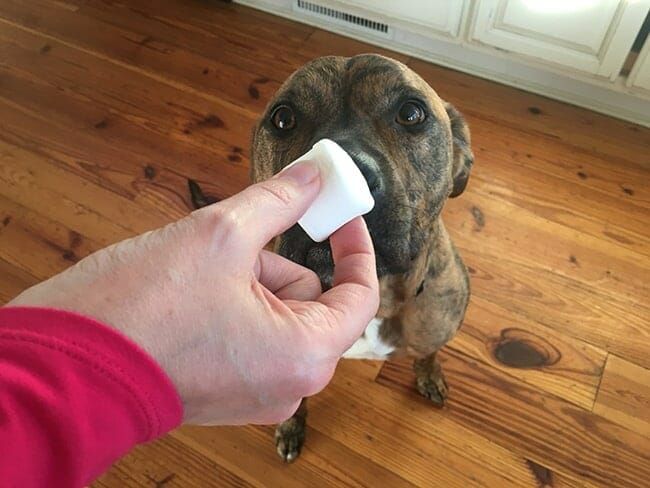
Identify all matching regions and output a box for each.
[282,139,375,242]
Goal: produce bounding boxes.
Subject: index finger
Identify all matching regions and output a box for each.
[316,217,380,347]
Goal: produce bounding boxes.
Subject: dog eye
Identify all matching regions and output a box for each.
[271,105,296,131]
[396,101,426,126]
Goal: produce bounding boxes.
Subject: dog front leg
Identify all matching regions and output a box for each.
[274,398,308,463]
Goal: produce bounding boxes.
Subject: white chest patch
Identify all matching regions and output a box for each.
[342,318,395,360]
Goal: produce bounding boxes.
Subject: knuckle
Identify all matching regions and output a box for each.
[256,181,294,208]
[202,206,242,248]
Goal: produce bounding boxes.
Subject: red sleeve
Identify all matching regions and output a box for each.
[0,306,183,487]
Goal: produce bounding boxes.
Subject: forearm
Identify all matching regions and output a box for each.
[0,307,182,487]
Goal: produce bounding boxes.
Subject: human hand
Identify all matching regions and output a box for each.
[9,162,379,425]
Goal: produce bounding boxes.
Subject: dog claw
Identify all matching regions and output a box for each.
[274,416,306,463]
[276,441,300,463]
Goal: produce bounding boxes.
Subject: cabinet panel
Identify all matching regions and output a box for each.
[500,0,618,53]
[472,0,650,77]
[328,0,465,37]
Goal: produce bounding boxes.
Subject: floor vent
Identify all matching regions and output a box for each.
[294,0,392,38]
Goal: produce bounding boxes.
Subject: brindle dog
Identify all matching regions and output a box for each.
[191,54,473,462]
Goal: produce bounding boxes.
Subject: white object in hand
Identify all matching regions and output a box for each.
[282,139,375,242]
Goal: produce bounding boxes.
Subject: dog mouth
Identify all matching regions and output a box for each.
[304,242,335,288]
[278,231,335,288]
[279,222,415,290]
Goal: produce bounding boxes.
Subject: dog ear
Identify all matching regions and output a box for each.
[445,103,474,198]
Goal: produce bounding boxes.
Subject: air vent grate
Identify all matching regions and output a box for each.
[294,0,391,37]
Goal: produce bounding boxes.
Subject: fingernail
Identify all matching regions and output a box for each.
[277,161,320,185]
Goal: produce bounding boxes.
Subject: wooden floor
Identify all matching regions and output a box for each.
[1,1,649,486]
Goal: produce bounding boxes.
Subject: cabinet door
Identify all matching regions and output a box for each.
[471,0,650,78]
[628,40,650,91]
[332,0,466,37]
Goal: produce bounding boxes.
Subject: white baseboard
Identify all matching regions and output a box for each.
[234,0,650,127]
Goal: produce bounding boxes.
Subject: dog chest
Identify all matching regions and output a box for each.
[342,318,395,360]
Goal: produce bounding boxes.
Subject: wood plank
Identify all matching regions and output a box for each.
[450,295,607,409]
[171,361,416,488]
[0,26,251,209]
[464,118,650,259]
[459,246,650,368]
[469,117,650,211]
[0,194,99,280]
[87,0,315,53]
[441,153,650,368]
[95,434,253,488]
[407,58,650,167]
[377,350,650,488]
[92,467,141,488]
[0,99,238,223]
[0,22,258,153]
[304,359,589,487]
[0,45,250,197]
[0,20,252,202]
[444,184,649,306]
[0,137,164,243]
[593,355,650,437]
[78,0,312,80]
[174,423,415,488]
[0,257,38,305]
[0,0,283,112]
[463,153,649,256]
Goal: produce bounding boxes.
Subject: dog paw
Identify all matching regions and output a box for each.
[414,355,449,407]
[416,371,449,406]
[274,416,306,463]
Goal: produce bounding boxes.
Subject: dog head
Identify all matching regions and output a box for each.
[251,55,473,286]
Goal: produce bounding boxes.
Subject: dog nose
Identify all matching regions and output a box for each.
[346,151,383,197]
[358,163,382,196]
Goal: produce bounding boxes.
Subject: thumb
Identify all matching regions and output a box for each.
[215,161,321,260]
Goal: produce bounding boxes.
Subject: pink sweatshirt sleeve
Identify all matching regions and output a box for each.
[0,306,183,487]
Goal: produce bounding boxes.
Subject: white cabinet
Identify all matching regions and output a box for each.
[471,0,649,78]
